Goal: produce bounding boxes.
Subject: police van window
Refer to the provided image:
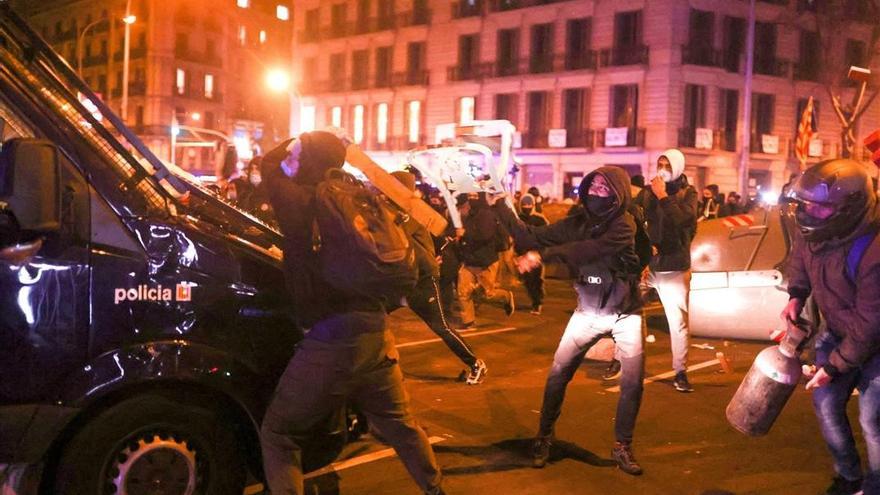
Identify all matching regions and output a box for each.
[0,95,36,144]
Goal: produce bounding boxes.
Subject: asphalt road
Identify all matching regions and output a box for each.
[249,278,866,495]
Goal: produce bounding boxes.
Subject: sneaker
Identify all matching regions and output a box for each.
[463,359,488,385]
[602,359,622,381]
[456,321,477,332]
[530,304,543,315]
[504,292,516,317]
[611,441,643,476]
[531,436,552,468]
[673,371,694,393]
[825,476,863,495]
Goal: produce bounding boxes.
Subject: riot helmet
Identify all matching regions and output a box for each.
[788,159,876,242]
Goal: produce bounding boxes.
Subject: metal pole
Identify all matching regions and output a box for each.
[121,0,133,121]
[76,19,105,76]
[170,115,178,163]
[739,0,756,198]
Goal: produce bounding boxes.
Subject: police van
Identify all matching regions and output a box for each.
[0,4,345,493]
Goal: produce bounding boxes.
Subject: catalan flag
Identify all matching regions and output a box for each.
[795,96,815,170]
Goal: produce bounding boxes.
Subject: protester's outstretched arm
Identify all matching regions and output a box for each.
[495,201,635,266]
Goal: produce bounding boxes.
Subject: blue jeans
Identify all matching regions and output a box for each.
[813,331,880,493]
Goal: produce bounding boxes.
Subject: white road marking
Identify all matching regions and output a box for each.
[395,326,518,349]
[243,436,446,494]
[605,358,721,393]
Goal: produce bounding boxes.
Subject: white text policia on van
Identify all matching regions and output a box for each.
[114,284,193,304]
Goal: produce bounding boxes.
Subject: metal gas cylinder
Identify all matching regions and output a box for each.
[726,334,803,436]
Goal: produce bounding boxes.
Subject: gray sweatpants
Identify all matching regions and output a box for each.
[645,270,691,373]
[260,311,442,494]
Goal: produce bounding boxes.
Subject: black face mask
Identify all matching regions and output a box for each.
[468,199,480,209]
[521,207,533,216]
[585,194,616,217]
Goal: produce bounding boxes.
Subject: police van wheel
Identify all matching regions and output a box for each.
[52,394,246,495]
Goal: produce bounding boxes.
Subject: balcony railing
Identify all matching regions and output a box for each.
[565,50,598,71]
[678,127,737,151]
[565,129,595,149]
[682,44,722,67]
[173,47,221,67]
[529,54,555,74]
[113,46,147,62]
[521,131,549,148]
[451,0,484,18]
[597,127,646,148]
[447,63,489,81]
[599,45,649,67]
[83,54,109,67]
[488,0,570,11]
[794,62,820,81]
[754,57,791,78]
[750,132,783,154]
[391,70,430,86]
[374,72,393,88]
[489,53,597,78]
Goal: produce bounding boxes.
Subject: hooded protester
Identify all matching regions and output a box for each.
[455,192,516,330]
[783,159,880,495]
[494,166,646,476]
[518,193,549,314]
[639,148,698,393]
[390,171,488,385]
[258,131,444,495]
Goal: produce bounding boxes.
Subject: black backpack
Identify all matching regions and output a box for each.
[313,169,417,304]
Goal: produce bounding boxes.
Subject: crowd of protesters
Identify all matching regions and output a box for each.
[194,132,879,495]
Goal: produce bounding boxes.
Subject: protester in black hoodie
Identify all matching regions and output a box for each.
[495,166,646,476]
[259,132,443,495]
[456,192,515,329]
[392,171,488,385]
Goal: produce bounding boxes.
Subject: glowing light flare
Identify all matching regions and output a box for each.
[265,69,291,93]
[122,15,136,24]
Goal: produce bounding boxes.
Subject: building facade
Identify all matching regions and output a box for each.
[292,0,880,200]
[20,0,293,176]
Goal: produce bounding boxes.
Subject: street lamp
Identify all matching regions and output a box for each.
[76,18,108,76]
[121,0,135,122]
[264,68,304,137]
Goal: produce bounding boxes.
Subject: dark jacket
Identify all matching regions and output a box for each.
[787,203,880,375]
[644,175,698,272]
[459,199,501,268]
[261,143,383,329]
[496,167,642,314]
[402,216,440,281]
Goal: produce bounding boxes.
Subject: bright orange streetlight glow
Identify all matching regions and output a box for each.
[122,14,136,24]
[265,69,291,93]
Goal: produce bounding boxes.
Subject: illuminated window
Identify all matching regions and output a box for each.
[176,68,186,95]
[353,105,365,144]
[204,74,214,99]
[376,103,388,144]
[259,30,267,44]
[237,0,249,8]
[301,105,316,133]
[331,106,343,127]
[238,25,247,46]
[459,96,475,124]
[407,101,421,144]
[277,5,290,20]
